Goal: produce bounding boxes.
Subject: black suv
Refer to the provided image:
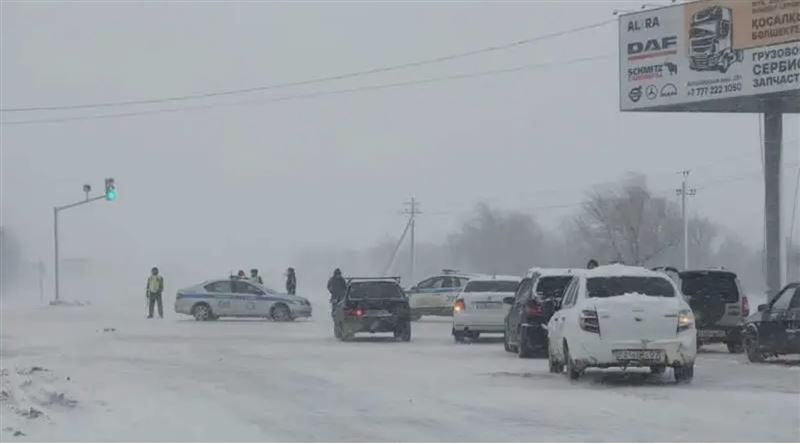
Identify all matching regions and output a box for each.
[332,277,411,342]
[678,269,749,353]
[742,283,800,362]
[504,270,575,358]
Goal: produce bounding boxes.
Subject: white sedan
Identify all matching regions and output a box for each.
[547,265,696,382]
[452,275,520,342]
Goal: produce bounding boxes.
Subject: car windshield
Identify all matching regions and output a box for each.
[587,276,675,298]
[348,282,404,299]
[463,280,518,292]
[680,273,739,303]
[535,276,573,300]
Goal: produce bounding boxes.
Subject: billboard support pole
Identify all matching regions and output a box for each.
[764,101,783,297]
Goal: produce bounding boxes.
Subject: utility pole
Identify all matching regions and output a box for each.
[53,179,117,303]
[403,197,421,284]
[764,102,783,295]
[676,170,696,269]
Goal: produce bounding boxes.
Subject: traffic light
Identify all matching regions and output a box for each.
[104,178,117,201]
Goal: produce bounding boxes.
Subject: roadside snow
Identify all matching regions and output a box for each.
[1,298,798,442]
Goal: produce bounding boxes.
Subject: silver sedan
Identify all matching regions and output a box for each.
[175,278,312,321]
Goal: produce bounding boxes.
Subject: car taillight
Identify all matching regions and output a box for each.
[454,299,465,312]
[525,302,543,317]
[677,309,694,332]
[346,308,364,318]
[579,310,600,334]
[741,296,749,317]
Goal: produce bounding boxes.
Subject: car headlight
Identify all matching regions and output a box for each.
[287,300,302,305]
[677,310,694,332]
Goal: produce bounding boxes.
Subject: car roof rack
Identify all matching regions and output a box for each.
[442,268,460,275]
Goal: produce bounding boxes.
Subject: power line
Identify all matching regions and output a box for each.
[0,54,614,126]
[0,19,615,113]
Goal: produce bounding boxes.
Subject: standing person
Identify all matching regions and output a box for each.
[250,268,263,285]
[146,267,164,319]
[286,267,297,295]
[327,268,347,305]
[586,259,599,270]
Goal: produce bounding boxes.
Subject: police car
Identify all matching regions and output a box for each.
[406,270,473,320]
[175,278,312,321]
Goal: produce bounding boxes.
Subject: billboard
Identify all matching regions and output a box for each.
[619,0,800,112]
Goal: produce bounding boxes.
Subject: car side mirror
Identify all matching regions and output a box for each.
[503,296,515,305]
[757,304,768,312]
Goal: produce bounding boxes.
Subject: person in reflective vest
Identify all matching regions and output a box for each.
[250,269,264,285]
[146,267,165,319]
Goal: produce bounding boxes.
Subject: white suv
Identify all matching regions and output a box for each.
[547,265,697,383]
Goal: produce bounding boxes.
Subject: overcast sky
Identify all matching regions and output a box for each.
[1,1,798,284]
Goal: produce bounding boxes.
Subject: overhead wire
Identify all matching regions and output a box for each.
[0,18,616,113]
[0,54,615,126]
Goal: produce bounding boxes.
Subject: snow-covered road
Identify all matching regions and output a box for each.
[2,299,798,442]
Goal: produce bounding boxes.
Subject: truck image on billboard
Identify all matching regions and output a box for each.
[619,0,799,112]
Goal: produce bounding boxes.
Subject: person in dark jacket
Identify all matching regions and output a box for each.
[586,259,599,269]
[286,267,297,295]
[146,267,165,319]
[327,268,347,304]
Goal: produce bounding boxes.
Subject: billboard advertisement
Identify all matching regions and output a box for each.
[619,0,799,111]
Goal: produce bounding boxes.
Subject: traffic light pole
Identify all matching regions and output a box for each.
[52,194,107,303]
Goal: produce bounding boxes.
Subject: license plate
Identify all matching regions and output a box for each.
[699,330,726,338]
[474,302,502,310]
[364,310,391,317]
[613,349,664,362]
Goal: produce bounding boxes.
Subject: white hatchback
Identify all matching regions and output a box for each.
[452,275,520,342]
[547,265,696,382]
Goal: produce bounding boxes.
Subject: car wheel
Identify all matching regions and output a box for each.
[453,330,466,343]
[726,341,744,354]
[394,321,411,342]
[650,365,666,375]
[518,330,534,359]
[744,335,764,363]
[271,304,292,322]
[564,343,581,381]
[674,363,694,383]
[548,351,564,374]
[192,303,212,321]
[339,323,353,342]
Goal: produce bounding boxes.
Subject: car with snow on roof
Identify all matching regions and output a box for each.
[332,277,411,341]
[504,268,578,358]
[547,265,697,382]
[175,278,312,321]
[452,274,520,343]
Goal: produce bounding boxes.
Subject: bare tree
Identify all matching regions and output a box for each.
[574,175,682,266]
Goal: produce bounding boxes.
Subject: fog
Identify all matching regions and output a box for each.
[1,1,798,303]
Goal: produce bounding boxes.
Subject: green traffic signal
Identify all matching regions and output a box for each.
[106,190,117,201]
[104,177,116,201]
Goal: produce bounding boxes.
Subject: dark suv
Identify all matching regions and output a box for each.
[504,269,575,358]
[332,277,411,342]
[742,283,800,362]
[678,269,749,353]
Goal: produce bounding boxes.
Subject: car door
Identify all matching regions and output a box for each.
[204,280,236,315]
[761,286,794,348]
[413,277,445,309]
[232,280,267,316]
[507,277,533,340]
[550,278,578,358]
[783,286,800,352]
